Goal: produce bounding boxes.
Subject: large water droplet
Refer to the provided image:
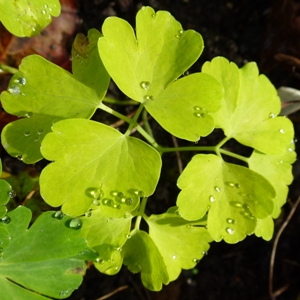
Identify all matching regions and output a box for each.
[9,190,16,198]
[125,198,133,205]
[8,85,20,95]
[279,129,285,134]
[1,216,11,224]
[226,227,234,234]
[209,195,215,203]
[93,199,100,206]
[140,81,150,90]
[69,218,82,229]
[214,186,222,192]
[42,9,46,14]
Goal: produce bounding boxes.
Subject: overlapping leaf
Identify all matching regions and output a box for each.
[202,57,294,155]
[98,6,223,141]
[0,206,89,299]
[122,230,169,291]
[81,209,132,275]
[177,154,276,243]
[0,0,61,37]
[1,54,106,163]
[72,29,110,98]
[147,207,212,281]
[40,119,162,217]
[0,160,13,218]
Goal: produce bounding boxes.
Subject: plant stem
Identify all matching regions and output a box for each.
[219,149,249,164]
[159,145,216,153]
[0,64,18,74]
[142,109,154,139]
[103,97,138,106]
[97,102,132,123]
[135,197,148,230]
[136,125,160,148]
[125,103,145,136]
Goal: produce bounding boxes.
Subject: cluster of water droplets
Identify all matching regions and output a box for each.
[8,77,26,96]
[41,4,53,20]
[193,106,208,118]
[23,127,45,142]
[175,29,184,39]
[140,81,153,102]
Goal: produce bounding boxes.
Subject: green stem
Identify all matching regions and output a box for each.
[0,64,18,74]
[97,102,132,123]
[136,125,160,148]
[159,145,216,153]
[125,103,145,136]
[219,149,249,164]
[215,136,230,157]
[103,97,138,106]
[142,109,154,138]
[135,197,148,230]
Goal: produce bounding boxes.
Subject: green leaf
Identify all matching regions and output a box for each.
[0,0,60,37]
[249,140,296,218]
[98,6,220,141]
[122,230,169,291]
[147,207,212,281]
[254,216,274,241]
[0,206,88,299]
[202,57,294,155]
[72,29,110,99]
[0,160,13,218]
[1,55,101,163]
[81,209,132,275]
[40,119,162,217]
[177,154,276,243]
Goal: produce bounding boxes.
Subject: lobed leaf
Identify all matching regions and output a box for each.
[177,154,276,243]
[0,0,60,37]
[72,29,110,99]
[98,6,222,141]
[202,57,294,155]
[0,206,88,299]
[40,119,162,217]
[122,229,169,291]
[1,55,102,163]
[0,160,13,218]
[147,207,212,281]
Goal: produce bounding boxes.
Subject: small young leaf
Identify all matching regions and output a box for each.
[72,29,110,99]
[202,57,294,155]
[0,0,61,37]
[1,55,101,163]
[254,216,274,241]
[147,207,212,281]
[177,154,276,243]
[249,140,296,218]
[0,206,88,299]
[98,6,221,141]
[40,119,162,217]
[122,230,169,291]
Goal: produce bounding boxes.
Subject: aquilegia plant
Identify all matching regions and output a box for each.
[0,5,296,299]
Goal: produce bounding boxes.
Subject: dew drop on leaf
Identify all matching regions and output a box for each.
[209,195,215,203]
[16,155,23,161]
[69,218,82,229]
[126,234,131,239]
[53,210,64,219]
[143,95,153,101]
[226,218,236,224]
[193,112,205,118]
[279,129,285,134]
[113,204,121,209]
[1,216,11,224]
[25,112,33,118]
[85,210,92,217]
[111,190,118,197]
[37,129,44,135]
[93,199,100,206]
[193,258,200,263]
[172,255,177,260]
[42,9,46,14]
[9,190,16,198]
[269,113,276,118]
[214,186,222,192]
[8,85,20,95]
[125,198,133,205]
[140,81,150,90]
[24,131,30,137]
[226,227,234,234]
[0,248,3,253]
[96,257,104,264]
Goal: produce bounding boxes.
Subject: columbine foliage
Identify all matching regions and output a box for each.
[0,5,296,296]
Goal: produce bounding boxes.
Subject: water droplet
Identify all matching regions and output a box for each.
[184,70,190,76]
[9,190,16,198]
[202,251,208,256]
[126,234,131,239]
[193,258,200,263]
[113,204,121,209]
[87,188,104,199]
[54,211,64,219]
[140,81,150,90]
[1,216,11,224]
[69,55,73,61]
[288,147,293,152]
[25,112,33,118]
[176,30,184,38]
[209,195,215,203]
[37,129,44,135]
[214,186,222,192]
[235,183,240,188]
[231,201,243,208]
[17,155,23,161]
[106,218,112,222]
[125,198,133,205]
[17,77,26,85]
[152,13,155,18]
[117,247,122,251]
[32,27,36,32]
[85,210,92,217]
[226,227,234,234]
[42,9,46,14]
[143,95,153,101]
[172,255,177,259]
[93,199,100,206]
[96,257,104,264]
[111,190,118,196]
[117,192,124,197]
[44,4,48,8]
[269,113,276,118]
[106,199,114,207]
[194,112,206,118]
[24,131,30,137]
[279,129,285,134]
[8,85,20,95]
[69,218,82,229]
[226,218,236,224]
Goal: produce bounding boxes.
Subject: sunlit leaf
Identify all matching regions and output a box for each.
[40,119,162,217]
[0,0,61,37]
[0,160,13,218]
[147,207,212,281]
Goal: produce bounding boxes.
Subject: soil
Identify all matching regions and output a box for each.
[1,0,300,299]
